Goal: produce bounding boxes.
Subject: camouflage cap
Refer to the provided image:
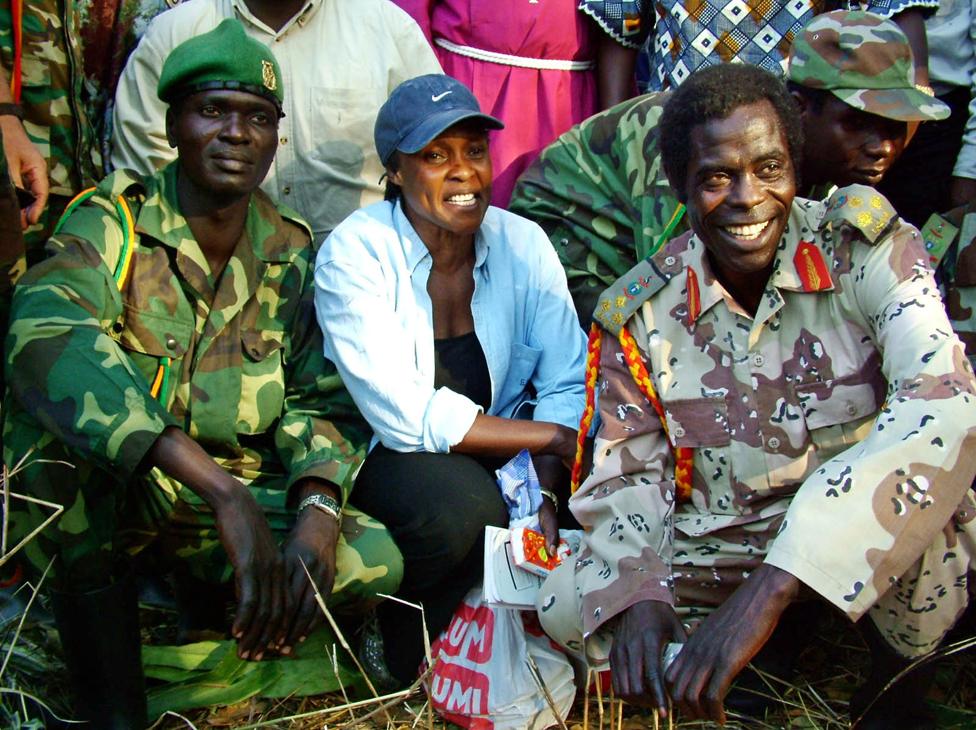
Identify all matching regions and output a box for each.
[787,10,949,123]
[157,18,284,111]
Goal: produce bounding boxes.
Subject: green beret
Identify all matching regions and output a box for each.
[157,18,284,110]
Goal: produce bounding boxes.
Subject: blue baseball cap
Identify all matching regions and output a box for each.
[374,74,504,167]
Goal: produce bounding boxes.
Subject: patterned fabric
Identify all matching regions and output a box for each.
[3,164,393,597]
[578,0,650,49]
[637,0,938,92]
[788,10,949,121]
[537,187,976,660]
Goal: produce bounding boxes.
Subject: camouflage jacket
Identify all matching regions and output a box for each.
[509,93,683,322]
[569,186,976,639]
[0,1,176,197]
[923,206,976,369]
[4,163,368,502]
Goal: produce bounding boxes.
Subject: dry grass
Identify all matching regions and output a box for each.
[2,459,974,729]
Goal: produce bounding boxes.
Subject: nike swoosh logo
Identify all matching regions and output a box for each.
[431,91,453,102]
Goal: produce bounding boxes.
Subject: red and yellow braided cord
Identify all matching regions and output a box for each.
[618,326,693,501]
[571,322,693,500]
[571,323,603,493]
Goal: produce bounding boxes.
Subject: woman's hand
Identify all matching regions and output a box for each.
[278,479,342,654]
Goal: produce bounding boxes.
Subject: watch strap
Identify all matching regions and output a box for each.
[298,493,341,523]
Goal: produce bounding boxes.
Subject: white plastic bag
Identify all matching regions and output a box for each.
[426,585,575,729]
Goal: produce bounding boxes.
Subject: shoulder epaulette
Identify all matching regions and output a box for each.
[592,247,679,335]
[818,184,898,245]
[266,193,313,242]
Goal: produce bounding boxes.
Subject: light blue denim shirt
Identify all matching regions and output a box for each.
[314,200,587,453]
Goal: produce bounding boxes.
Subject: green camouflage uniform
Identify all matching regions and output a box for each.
[4,163,402,606]
[921,207,976,370]
[538,187,976,661]
[509,93,683,325]
[0,0,176,260]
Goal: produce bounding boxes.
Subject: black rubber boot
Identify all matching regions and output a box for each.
[50,574,148,729]
[850,618,936,730]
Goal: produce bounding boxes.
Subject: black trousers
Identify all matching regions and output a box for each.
[350,445,509,682]
[878,86,972,228]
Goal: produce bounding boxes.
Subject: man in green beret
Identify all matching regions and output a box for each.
[3,19,401,727]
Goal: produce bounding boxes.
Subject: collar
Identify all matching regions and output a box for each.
[134,162,299,264]
[682,199,834,324]
[232,0,321,37]
[393,199,490,273]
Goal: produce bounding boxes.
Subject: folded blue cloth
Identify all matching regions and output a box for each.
[495,449,542,525]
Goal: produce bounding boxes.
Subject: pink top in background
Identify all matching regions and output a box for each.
[394,0,598,207]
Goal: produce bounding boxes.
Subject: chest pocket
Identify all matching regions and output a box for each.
[239,330,286,434]
[505,343,542,419]
[664,397,734,505]
[117,306,191,397]
[795,376,882,463]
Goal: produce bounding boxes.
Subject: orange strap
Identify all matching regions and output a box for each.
[571,323,693,502]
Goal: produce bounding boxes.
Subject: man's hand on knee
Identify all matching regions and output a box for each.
[610,599,688,717]
[664,563,800,724]
[148,427,287,661]
[279,479,341,655]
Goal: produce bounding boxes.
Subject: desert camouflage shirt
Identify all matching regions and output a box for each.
[4,163,368,502]
[569,186,976,639]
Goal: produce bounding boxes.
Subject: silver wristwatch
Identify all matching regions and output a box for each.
[298,493,341,523]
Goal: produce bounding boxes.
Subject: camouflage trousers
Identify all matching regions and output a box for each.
[7,431,402,614]
[539,500,976,661]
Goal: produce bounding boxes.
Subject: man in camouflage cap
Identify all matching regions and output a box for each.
[510,10,949,325]
[535,63,976,729]
[4,18,400,727]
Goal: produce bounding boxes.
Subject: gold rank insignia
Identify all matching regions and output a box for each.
[615,296,628,308]
[262,60,277,92]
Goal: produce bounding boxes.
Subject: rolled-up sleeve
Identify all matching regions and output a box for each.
[765,223,976,620]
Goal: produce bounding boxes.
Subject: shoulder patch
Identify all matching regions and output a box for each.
[818,184,897,245]
[593,247,679,334]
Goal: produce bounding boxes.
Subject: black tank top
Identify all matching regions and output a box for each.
[433,331,491,412]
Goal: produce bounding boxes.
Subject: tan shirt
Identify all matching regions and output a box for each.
[110,0,442,241]
[569,187,976,639]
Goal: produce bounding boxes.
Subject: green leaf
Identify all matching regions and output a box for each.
[144,626,367,719]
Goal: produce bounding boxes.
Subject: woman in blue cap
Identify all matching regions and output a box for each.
[314,74,587,685]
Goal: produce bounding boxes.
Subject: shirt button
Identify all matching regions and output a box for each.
[664,255,676,266]
[280,137,288,145]
[165,336,178,351]
[767,436,781,450]
[752,354,765,367]
[283,186,291,195]
[672,426,686,439]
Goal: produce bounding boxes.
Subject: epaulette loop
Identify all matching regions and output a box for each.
[592,252,676,334]
[819,184,898,245]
